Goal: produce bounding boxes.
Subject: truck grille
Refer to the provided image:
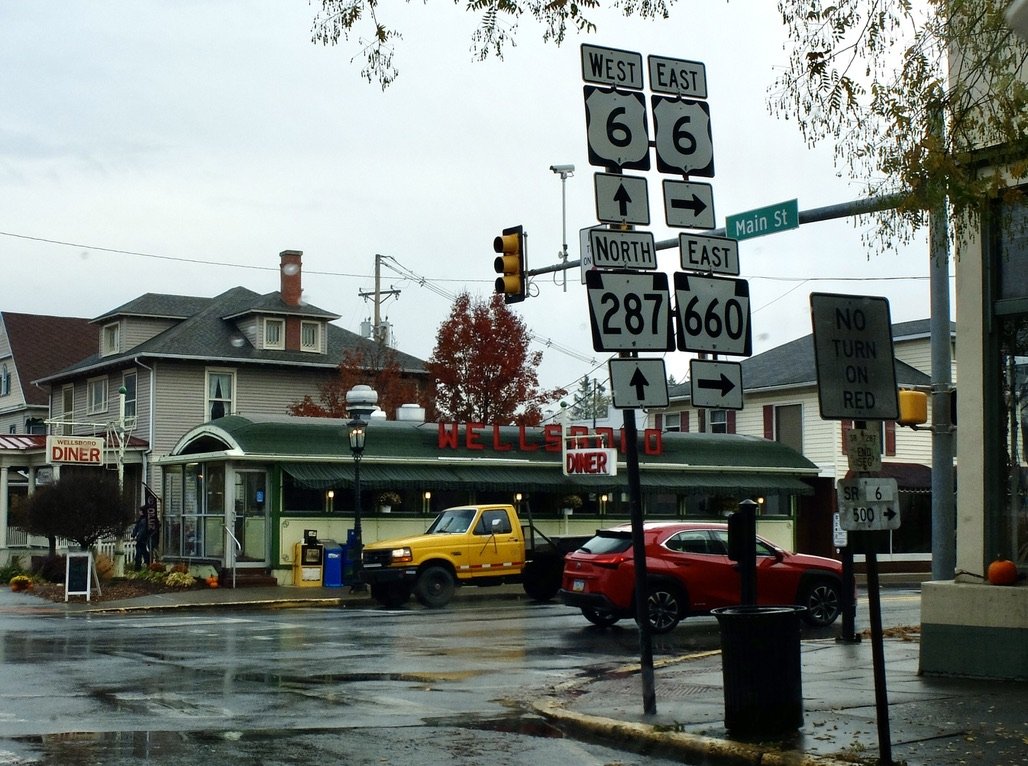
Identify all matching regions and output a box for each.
[363,549,392,567]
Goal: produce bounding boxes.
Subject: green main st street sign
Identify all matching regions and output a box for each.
[725,199,799,241]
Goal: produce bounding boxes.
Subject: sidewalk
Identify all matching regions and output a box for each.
[3,583,1025,766]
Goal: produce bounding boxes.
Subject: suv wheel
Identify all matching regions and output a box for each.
[800,579,841,627]
[581,606,620,627]
[638,582,685,634]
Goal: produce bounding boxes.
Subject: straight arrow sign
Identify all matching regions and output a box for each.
[595,172,649,225]
[609,358,669,409]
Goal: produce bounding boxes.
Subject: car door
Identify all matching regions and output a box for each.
[468,508,522,576]
[660,529,739,611]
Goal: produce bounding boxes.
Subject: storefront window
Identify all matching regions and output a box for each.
[161,462,226,559]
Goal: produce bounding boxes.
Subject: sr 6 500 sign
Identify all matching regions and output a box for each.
[586,270,675,352]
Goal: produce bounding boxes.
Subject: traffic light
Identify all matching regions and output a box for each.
[897,389,928,427]
[493,225,526,304]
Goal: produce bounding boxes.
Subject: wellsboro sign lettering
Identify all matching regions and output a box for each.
[436,422,665,456]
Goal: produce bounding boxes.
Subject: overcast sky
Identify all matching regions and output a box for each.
[0,1,944,403]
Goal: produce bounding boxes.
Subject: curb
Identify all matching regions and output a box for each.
[532,698,860,766]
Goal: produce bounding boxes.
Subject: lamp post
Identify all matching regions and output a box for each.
[346,385,378,591]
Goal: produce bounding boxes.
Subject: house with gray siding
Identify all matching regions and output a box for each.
[25,250,427,564]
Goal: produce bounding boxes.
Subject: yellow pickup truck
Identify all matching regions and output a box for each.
[360,504,579,608]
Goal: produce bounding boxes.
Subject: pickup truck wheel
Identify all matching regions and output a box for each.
[521,560,561,602]
[371,582,411,608]
[582,606,620,627]
[414,566,456,608]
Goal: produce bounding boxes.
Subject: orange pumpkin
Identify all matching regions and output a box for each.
[987,558,1018,586]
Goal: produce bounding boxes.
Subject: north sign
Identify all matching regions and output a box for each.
[689,359,743,410]
[586,269,674,352]
[609,357,669,409]
[589,229,657,270]
[584,86,651,170]
[652,96,714,177]
[662,179,715,229]
[810,293,899,420]
[594,172,649,225]
[648,55,707,98]
[581,44,644,89]
[679,233,739,276]
[674,273,752,356]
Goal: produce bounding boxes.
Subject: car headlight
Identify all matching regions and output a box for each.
[391,547,413,564]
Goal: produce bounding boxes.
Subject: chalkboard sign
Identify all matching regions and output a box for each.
[65,552,100,602]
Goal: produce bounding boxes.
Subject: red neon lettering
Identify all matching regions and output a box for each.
[543,424,562,452]
[438,423,459,449]
[518,425,538,452]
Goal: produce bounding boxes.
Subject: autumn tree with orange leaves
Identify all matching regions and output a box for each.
[426,292,565,426]
[289,342,428,420]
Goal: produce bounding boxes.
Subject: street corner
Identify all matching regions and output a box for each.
[532,695,858,766]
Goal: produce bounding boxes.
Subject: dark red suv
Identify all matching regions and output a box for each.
[560,522,845,633]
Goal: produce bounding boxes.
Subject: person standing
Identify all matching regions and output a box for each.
[132,507,151,569]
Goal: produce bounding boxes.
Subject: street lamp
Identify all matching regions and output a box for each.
[346,385,378,591]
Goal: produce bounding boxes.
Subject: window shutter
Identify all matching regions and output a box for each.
[841,420,853,454]
[698,410,706,432]
[654,413,664,430]
[763,405,774,439]
[727,410,736,434]
[682,411,690,432]
[885,421,896,456]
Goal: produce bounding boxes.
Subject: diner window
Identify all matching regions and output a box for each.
[206,370,234,420]
[709,409,728,433]
[993,190,1028,571]
[664,412,681,432]
[264,318,285,350]
[87,377,108,415]
[162,463,225,560]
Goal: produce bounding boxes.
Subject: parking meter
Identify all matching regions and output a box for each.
[728,499,758,605]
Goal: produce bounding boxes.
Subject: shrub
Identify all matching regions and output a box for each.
[0,556,26,583]
[148,561,167,573]
[94,554,114,582]
[32,555,66,583]
[164,572,198,588]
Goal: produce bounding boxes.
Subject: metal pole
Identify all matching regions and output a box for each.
[352,449,364,591]
[865,548,894,765]
[624,399,656,715]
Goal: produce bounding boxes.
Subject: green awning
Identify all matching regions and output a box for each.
[281,461,812,496]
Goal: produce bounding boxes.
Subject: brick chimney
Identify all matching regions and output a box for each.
[280,250,302,306]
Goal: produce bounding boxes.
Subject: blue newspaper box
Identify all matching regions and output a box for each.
[322,541,344,588]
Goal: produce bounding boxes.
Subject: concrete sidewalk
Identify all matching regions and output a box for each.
[4,582,1025,765]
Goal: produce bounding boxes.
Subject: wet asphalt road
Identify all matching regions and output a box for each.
[0,590,920,764]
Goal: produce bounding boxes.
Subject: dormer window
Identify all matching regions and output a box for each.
[264,318,285,350]
[300,321,322,352]
[101,323,120,356]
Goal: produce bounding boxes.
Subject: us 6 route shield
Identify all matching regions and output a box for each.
[583,86,651,171]
[674,273,752,356]
[586,270,674,352]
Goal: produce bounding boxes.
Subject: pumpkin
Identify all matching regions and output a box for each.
[987,558,1018,586]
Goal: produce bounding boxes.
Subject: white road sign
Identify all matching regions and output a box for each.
[679,233,739,276]
[581,44,644,89]
[584,86,651,171]
[810,293,899,420]
[589,229,657,270]
[648,55,707,98]
[652,96,714,177]
[837,478,901,531]
[586,270,675,352]
[609,358,669,408]
[594,172,649,225]
[689,359,743,410]
[846,427,882,472]
[579,224,603,284]
[674,273,752,356]
[662,179,715,228]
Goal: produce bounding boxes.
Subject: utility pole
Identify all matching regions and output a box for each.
[359,254,401,345]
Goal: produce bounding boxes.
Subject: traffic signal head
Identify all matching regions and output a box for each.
[897,389,928,427]
[493,225,526,304]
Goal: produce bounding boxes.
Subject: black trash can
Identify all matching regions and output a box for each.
[711,605,805,738]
